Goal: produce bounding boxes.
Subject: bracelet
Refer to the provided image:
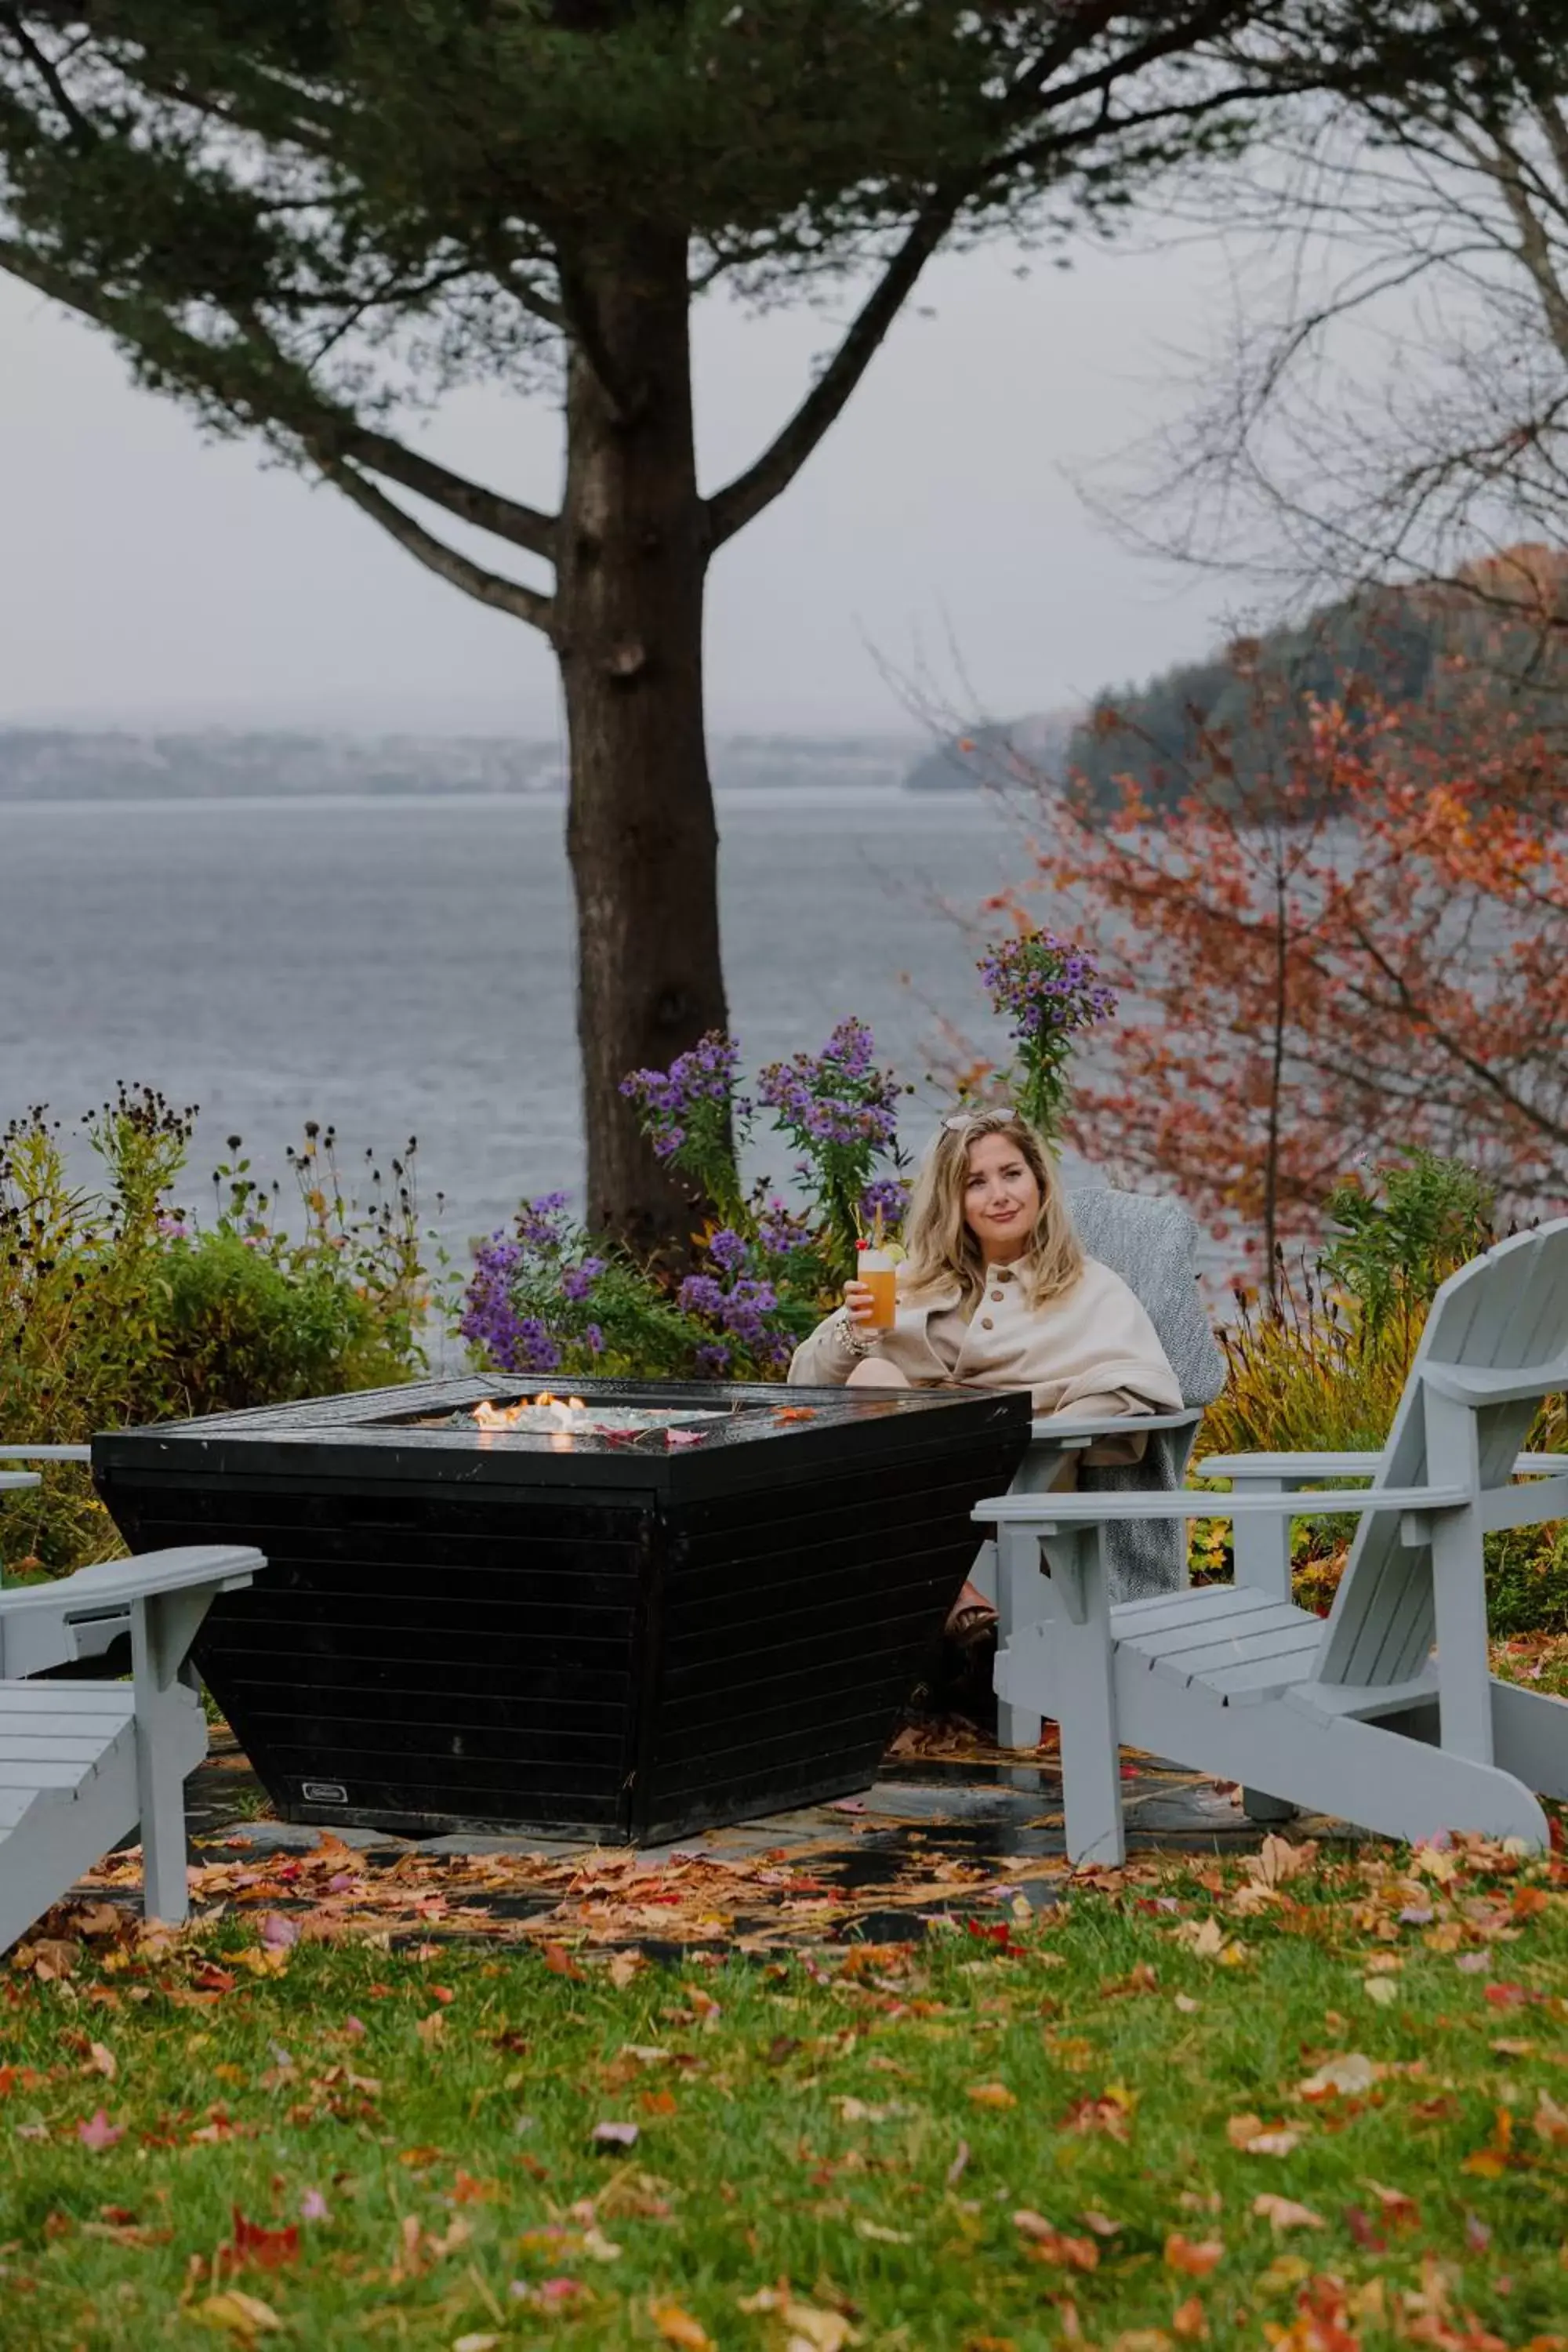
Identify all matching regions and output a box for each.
[838,1308,876,1359]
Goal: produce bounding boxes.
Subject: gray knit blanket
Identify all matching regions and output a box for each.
[1064,1184,1226,1605]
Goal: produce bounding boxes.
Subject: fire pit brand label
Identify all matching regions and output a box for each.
[300,1780,349,1806]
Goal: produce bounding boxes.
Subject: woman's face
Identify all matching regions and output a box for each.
[962,1131,1041,1264]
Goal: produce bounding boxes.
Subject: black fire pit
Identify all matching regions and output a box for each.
[93,1376,1029,1843]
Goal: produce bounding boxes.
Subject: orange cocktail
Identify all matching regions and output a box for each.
[858,1247,898,1330]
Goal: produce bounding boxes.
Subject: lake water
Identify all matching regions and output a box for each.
[0,787,1037,1249]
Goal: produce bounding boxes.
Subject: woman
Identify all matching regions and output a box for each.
[788,1108,1181,1675]
[789,1107,1180,1427]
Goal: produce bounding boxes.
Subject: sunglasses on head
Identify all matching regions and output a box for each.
[942,1109,1007,1134]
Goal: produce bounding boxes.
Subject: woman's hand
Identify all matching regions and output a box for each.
[842,1279,879,1326]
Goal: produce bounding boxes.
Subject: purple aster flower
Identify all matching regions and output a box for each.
[860,1174,909,1234]
[693,1341,731,1377]
[560,1254,604,1304]
[514,1192,573,1251]
[757,1196,810,1255]
[583,1323,604,1355]
[706,1228,749,1275]
[621,1032,750,1160]
[677,1272,726,1319]
[978,932,1117,1045]
[718,1276,779,1345]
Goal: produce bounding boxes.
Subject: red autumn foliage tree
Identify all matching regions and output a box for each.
[992,646,1568,1268]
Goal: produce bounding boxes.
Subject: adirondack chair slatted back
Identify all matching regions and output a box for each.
[1313,1220,1568,1691]
[1064,1185,1225,1605]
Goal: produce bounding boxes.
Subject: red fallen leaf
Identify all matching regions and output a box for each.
[1287,2277,1360,2352]
[221,2208,300,2272]
[1164,2232,1225,2278]
[1483,1983,1531,2009]
[639,2089,679,2117]
[450,2170,502,2204]
[966,1919,1011,1947]
[543,1944,586,1981]
[77,2108,122,2152]
[190,1965,238,1994]
[428,1985,456,2005]
[1343,2205,1386,2252]
[771,1406,817,1422]
[1012,2212,1099,2270]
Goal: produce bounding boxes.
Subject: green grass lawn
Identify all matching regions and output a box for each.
[2,1837,1566,2350]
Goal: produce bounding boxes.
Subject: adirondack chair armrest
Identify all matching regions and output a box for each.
[0,1546,261,1681]
[1029,1408,1200,1448]
[0,1446,94,1464]
[0,1545,262,1622]
[1200,1450,1565,1483]
[1196,1451,1381,1483]
[974,1486,1472,1530]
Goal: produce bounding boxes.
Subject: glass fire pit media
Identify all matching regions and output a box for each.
[423,1390,734,1443]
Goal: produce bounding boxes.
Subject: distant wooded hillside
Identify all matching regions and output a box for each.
[1063,546,1568,810]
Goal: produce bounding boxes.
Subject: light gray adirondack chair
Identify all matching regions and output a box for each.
[0,1444,130,1671]
[969,1186,1226,1748]
[0,1456,260,1953]
[974,1218,1568,1863]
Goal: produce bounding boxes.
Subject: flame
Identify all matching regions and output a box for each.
[473,1392,589,1433]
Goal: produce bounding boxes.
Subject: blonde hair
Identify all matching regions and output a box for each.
[901,1109,1083,1312]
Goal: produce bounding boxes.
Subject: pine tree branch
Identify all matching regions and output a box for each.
[703,2,1267,553]
[317,457,557,637]
[704,201,949,550]
[0,7,93,146]
[326,426,557,561]
[0,231,559,563]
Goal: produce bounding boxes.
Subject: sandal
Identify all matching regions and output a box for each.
[944,1578,998,1644]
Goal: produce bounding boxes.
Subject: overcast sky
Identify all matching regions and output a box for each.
[0,230,1250,738]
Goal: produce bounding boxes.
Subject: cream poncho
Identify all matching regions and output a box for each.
[786,1254,1181,1427]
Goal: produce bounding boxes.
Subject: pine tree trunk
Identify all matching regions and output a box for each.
[554,228,727,1254]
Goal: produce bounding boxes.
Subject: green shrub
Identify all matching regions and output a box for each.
[0,1088,430,1576]
[1196,1152,1566,1632]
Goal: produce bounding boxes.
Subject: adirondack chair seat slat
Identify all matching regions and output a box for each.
[1,1546,263,1956]
[1123,1597,1307,1660]
[0,1729,138,1763]
[1142,1618,1325,1681]
[0,1739,136,1789]
[1286,1667,1440,1721]
[1175,1638,1327,1700]
[1104,1585,1283,1638]
[980,1216,1568,1863]
[0,1685,139,1719]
